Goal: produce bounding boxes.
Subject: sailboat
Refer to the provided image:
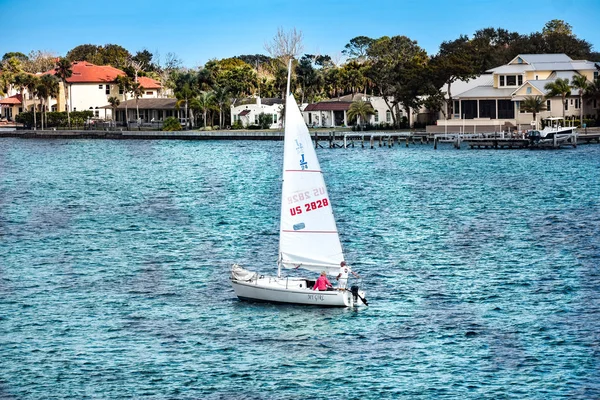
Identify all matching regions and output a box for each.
[230,63,367,307]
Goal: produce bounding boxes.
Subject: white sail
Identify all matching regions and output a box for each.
[278,93,344,274]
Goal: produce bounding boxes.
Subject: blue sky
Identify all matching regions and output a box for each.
[1,0,598,68]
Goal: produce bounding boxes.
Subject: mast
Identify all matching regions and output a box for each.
[286,59,292,98]
[278,59,293,279]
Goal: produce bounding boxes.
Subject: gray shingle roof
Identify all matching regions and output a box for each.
[99,98,178,110]
[516,54,572,63]
[455,86,514,99]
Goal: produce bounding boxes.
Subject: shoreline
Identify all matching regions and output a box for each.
[0,128,416,141]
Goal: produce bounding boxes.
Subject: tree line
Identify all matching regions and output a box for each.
[2,19,599,129]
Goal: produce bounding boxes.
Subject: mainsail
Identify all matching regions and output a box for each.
[278,93,344,274]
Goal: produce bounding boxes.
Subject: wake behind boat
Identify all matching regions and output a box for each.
[230,63,367,308]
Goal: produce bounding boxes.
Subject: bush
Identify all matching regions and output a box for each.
[258,112,273,129]
[162,117,182,131]
[231,120,243,130]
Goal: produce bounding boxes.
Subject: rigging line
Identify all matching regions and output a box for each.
[284,169,322,173]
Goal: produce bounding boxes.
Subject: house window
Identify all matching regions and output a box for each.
[564,101,568,111]
[506,75,516,86]
[254,115,258,124]
[499,76,505,86]
[575,99,580,109]
[99,85,103,89]
[146,91,153,95]
[95,110,99,117]
[105,85,110,95]
[273,114,277,123]
[518,75,523,86]
[374,110,379,123]
[595,71,599,80]
[535,75,539,80]
[497,100,514,119]
[546,100,551,112]
[119,88,124,95]
[526,87,532,94]
[386,110,391,122]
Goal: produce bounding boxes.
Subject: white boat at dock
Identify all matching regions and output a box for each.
[527,117,578,148]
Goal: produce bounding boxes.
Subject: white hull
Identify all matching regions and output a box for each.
[231,275,366,307]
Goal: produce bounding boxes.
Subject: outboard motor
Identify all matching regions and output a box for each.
[350,285,368,306]
[528,130,541,144]
[351,285,360,303]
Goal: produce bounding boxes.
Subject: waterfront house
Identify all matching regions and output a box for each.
[46,61,162,120]
[0,94,22,121]
[99,98,184,126]
[231,97,283,129]
[431,54,599,133]
[302,94,408,128]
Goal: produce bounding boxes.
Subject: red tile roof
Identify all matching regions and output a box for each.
[46,61,161,89]
[239,109,251,116]
[137,76,161,90]
[304,101,354,112]
[0,94,22,105]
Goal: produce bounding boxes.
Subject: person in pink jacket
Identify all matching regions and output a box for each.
[313,271,333,291]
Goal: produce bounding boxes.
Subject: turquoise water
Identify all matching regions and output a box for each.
[1,139,599,399]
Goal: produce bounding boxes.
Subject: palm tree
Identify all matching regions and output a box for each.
[520,96,547,130]
[38,75,59,130]
[107,96,120,126]
[571,74,589,127]
[347,100,376,129]
[212,85,230,129]
[583,78,600,120]
[54,58,73,126]
[25,75,41,130]
[175,82,194,129]
[130,82,145,124]
[544,78,571,121]
[13,72,30,113]
[195,91,216,128]
[115,75,132,128]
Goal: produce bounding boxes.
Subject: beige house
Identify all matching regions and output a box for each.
[433,54,599,133]
[0,94,22,121]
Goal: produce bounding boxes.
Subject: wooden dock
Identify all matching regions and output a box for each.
[2,128,599,150]
[463,138,531,149]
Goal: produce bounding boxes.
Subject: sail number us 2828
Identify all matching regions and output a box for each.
[289,198,329,216]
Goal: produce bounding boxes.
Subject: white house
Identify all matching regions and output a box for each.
[302,94,406,128]
[1,61,163,123]
[231,97,283,128]
[47,61,162,119]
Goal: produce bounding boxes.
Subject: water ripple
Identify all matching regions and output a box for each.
[0,139,599,398]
